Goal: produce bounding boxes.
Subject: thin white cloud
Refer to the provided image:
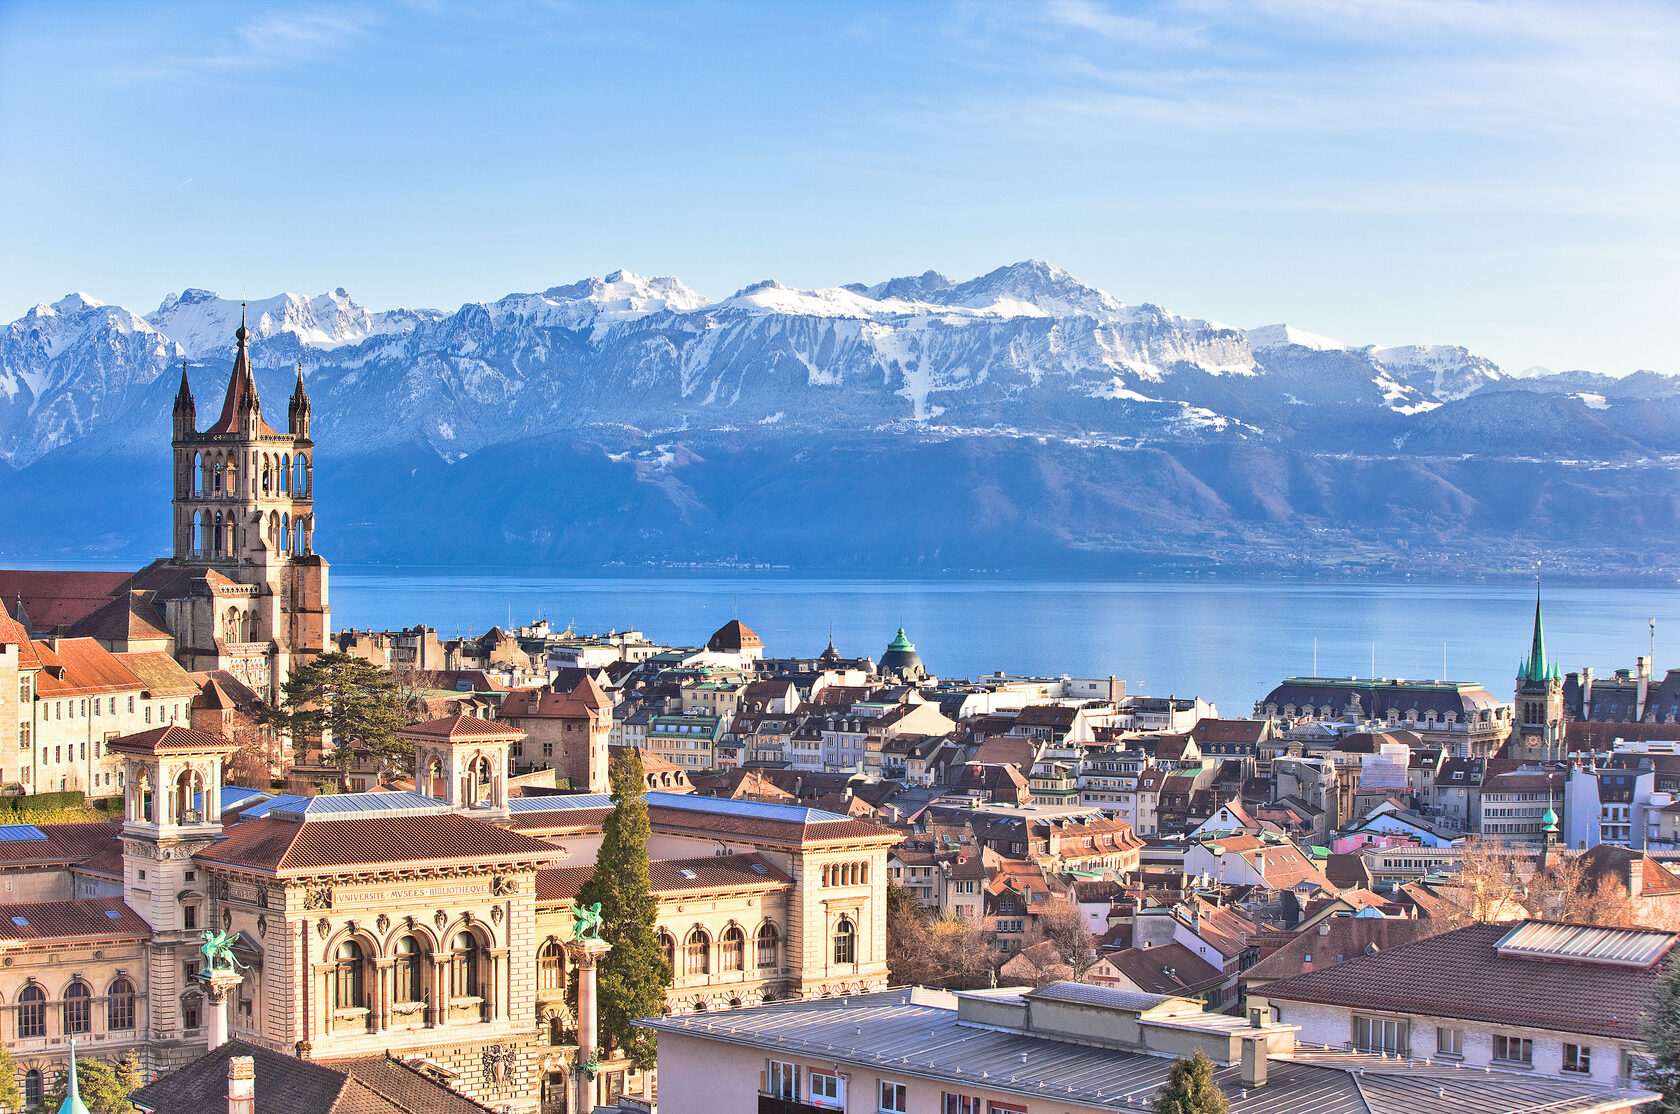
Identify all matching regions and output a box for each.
[112,4,381,83]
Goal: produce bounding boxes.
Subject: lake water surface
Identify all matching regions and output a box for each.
[330,572,1679,717]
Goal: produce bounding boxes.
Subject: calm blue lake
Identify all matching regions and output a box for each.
[329,572,1679,716]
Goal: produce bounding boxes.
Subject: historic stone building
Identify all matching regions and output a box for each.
[1510,588,1567,762]
[0,713,897,1112]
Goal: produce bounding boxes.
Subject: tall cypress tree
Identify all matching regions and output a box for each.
[1153,1049,1229,1114]
[574,748,672,1066]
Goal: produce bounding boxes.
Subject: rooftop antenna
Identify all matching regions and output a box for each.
[1652,617,1658,664]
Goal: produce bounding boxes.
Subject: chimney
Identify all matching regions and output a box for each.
[1628,857,1645,897]
[227,1055,255,1114]
[1241,1038,1268,1088]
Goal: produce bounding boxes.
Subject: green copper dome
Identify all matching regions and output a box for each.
[887,627,915,652]
[1542,805,1559,831]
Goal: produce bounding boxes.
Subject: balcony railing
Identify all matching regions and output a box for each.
[759,1097,830,1114]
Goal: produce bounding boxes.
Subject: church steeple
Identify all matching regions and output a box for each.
[171,359,196,438]
[205,304,265,435]
[1520,581,1556,683]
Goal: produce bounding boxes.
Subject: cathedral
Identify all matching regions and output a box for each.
[0,313,330,710]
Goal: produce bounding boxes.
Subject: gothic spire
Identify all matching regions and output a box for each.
[1521,580,1552,683]
[172,358,195,416]
[206,304,265,434]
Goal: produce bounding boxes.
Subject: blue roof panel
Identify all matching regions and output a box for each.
[0,824,48,843]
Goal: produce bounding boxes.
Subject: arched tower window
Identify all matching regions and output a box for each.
[280,513,290,554]
[282,453,292,493]
[212,460,223,496]
[64,980,92,1034]
[174,768,204,823]
[194,453,204,497]
[262,457,271,495]
[832,916,856,965]
[212,512,224,557]
[192,511,203,557]
[295,454,308,496]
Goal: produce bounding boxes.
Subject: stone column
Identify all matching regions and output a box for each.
[564,937,612,1114]
[197,968,243,1051]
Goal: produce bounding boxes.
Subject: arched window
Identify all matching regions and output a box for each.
[832,917,856,965]
[426,758,445,799]
[719,925,745,972]
[334,940,366,1010]
[194,453,204,497]
[213,511,224,556]
[262,456,272,495]
[282,453,292,493]
[467,756,493,805]
[295,454,308,495]
[191,510,203,557]
[537,938,563,993]
[213,461,223,496]
[108,976,137,1030]
[452,932,482,999]
[660,931,677,972]
[24,1070,41,1110]
[18,984,46,1037]
[280,513,290,554]
[756,923,780,969]
[394,936,424,1003]
[64,980,92,1034]
[175,768,203,823]
[685,928,710,976]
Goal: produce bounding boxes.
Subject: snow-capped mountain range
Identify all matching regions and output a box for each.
[2,261,1544,468]
[3,262,1676,576]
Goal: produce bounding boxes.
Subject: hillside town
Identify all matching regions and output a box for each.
[0,325,1675,1114]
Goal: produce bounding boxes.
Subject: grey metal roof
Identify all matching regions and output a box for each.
[1024,982,1173,1013]
[642,991,1653,1114]
[0,824,48,843]
[269,791,451,822]
[645,791,853,824]
[508,793,613,813]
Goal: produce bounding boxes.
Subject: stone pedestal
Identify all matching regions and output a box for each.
[196,967,244,1051]
[563,937,613,1114]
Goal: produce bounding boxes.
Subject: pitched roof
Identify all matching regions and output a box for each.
[131,1039,494,1114]
[114,649,202,696]
[0,570,133,633]
[0,896,150,943]
[0,820,119,869]
[66,590,173,643]
[706,619,763,653]
[108,724,238,756]
[1261,920,1677,1040]
[35,637,146,693]
[397,713,526,742]
[1244,918,1426,982]
[1104,941,1223,994]
[195,813,565,877]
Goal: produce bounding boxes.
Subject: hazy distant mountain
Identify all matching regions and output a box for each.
[2,263,1676,577]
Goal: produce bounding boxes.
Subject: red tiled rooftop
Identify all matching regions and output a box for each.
[398,714,527,741]
[195,812,566,876]
[0,897,150,943]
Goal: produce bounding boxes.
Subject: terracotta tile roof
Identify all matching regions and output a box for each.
[35,636,146,693]
[1576,844,1680,897]
[0,819,120,868]
[0,897,149,943]
[121,561,240,602]
[1246,919,1428,983]
[1261,920,1677,1040]
[195,813,566,877]
[536,852,791,904]
[1103,941,1223,994]
[0,570,132,633]
[114,649,202,696]
[1190,718,1267,744]
[398,713,526,742]
[66,590,173,643]
[109,724,238,755]
[0,599,41,666]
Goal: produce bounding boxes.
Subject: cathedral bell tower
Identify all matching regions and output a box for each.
[1513,584,1565,761]
[165,310,330,703]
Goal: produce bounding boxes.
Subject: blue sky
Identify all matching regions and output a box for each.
[1,0,1675,374]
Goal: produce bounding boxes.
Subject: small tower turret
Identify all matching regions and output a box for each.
[287,360,311,438]
[172,360,196,439]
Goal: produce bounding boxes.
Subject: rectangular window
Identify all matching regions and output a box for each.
[1436,1027,1463,1058]
[810,1071,844,1109]
[1562,1044,1591,1074]
[942,1095,982,1114]
[128,695,134,713]
[183,905,197,930]
[879,1081,907,1114]
[1352,1014,1407,1055]
[988,1105,1026,1114]
[766,1061,799,1100]
[1493,1034,1533,1065]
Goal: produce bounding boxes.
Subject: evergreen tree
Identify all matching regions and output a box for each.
[272,652,410,772]
[1642,953,1680,1112]
[573,748,672,1067]
[1153,1049,1229,1114]
[0,1041,21,1111]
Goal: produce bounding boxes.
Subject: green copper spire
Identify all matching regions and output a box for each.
[1521,581,1552,683]
[58,1040,91,1114]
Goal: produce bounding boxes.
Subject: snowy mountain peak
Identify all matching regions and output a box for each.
[490,271,710,331]
[937,260,1129,321]
[1245,323,1347,352]
[146,287,406,357]
[48,292,106,315]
